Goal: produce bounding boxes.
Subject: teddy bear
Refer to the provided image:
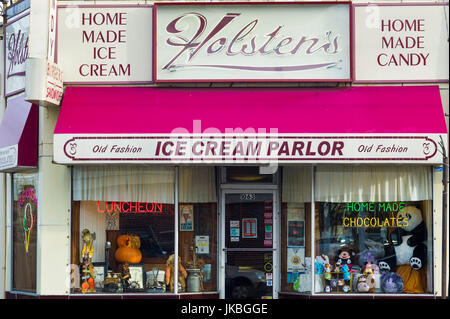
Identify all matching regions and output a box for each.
[356,268,376,293]
[356,275,376,293]
[378,206,427,272]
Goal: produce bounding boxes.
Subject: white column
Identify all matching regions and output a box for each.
[36,105,71,296]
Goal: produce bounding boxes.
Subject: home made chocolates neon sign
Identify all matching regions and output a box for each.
[97,201,174,216]
[343,202,408,228]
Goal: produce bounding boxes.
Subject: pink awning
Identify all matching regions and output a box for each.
[0,96,38,172]
[54,86,447,164]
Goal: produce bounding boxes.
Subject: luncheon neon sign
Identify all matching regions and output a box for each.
[97,201,174,215]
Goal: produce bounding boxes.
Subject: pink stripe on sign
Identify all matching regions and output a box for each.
[54,86,447,135]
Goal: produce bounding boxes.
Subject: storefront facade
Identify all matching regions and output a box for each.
[0,0,449,300]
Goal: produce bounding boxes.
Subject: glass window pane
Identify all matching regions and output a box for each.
[225,251,273,299]
[281,167,312,294]
[71,166,175,294]
[314,165,433,295]
[178,167,217,293]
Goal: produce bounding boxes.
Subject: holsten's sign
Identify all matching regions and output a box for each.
[53,134,445,164]
[57,5,153,83]
[354,3,449,82]
[155,3,351,81]
[4,11,30,96]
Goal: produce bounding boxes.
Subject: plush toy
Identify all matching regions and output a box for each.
[361,252,380,275]
[381,272,404,293]
[315,254,329,274]
[335,247,356,271]
[378,206,427,272]
[323,262,332,292]
[165,254,188,292]
[341,264,351,281]
[356,272,376,293]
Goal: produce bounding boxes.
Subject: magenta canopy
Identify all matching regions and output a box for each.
[0,96,38,172]
[53,85,447,165]
[55,85,446,135]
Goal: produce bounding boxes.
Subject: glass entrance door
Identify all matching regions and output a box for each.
[221,191,278,299]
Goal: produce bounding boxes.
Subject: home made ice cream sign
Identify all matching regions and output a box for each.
[57,6,153,83]
[155,3,351,81]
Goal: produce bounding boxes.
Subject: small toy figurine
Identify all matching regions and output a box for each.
[323,263,332,281]
[81,229,95,260]
[121,262,131,290]
[80,229,96,293]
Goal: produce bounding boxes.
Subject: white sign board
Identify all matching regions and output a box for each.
[4,11,30,97]
[354,4,449,82]
[53,133,446,165]
[57,5,153,84]
[26,58,63,107]
[0,145,19,171]
[155,3,351,81]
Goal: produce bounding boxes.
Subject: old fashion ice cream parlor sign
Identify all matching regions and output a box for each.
[53,133,446,165]
[154,3,351,81]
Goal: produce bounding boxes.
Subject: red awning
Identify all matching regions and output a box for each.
[0,96,38,172]
[53,86,447,165]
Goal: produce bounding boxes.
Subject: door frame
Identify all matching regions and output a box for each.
[219,187,280,299]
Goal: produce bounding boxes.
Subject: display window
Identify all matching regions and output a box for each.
[70,166,176,294]
[313,165,433,295]
[70,166,218,295]
[178,167,217,293]
[281,167,312,293]
[12,173,38,293]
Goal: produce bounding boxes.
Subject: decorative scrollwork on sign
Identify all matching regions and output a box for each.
[422,142,431,155]
[69,142,78,156]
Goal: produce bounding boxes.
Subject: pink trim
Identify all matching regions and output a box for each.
[153,2,352,83]
[54,86,447,135]
[57,4,153,9]
[353,2,448,7]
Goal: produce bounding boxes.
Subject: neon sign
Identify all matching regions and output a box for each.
[343,202,408,228]
[97,201,174,216]
[18,188,37,254]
